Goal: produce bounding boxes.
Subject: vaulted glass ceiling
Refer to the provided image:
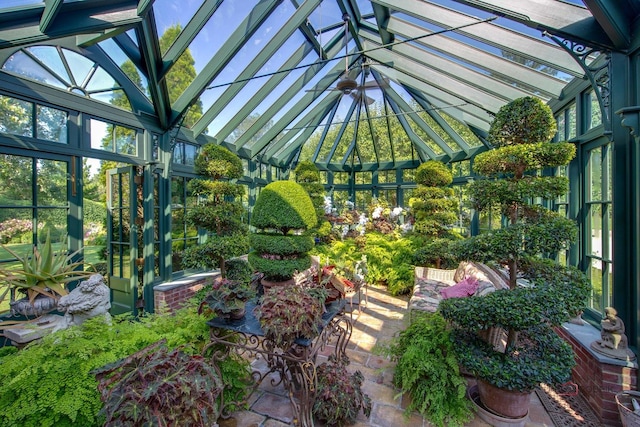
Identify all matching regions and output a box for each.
[0,0,634,171]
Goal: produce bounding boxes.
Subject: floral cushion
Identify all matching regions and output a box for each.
[440,276,479,299]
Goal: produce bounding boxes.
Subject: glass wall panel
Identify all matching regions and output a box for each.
[36,105,67,143]
[0,95,32,136]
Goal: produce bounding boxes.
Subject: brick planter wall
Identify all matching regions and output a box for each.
[153,272,219,312]
[558,322,638,426]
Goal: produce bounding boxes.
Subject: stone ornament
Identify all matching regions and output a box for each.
[591,307,637,361]
[54,273,112,331]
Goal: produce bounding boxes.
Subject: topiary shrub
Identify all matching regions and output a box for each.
[183,143,248,277]
[409,160,461,268]
[249,180,317,281]
[440,96,588,414]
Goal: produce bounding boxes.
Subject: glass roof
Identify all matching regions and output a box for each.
[0,0,629,171]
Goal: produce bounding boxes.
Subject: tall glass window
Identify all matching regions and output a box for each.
[0,154,69,268]
[586,144,612,313]
[170,176,198,273]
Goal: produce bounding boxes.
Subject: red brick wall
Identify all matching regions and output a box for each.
[557,327,638,426]
[153,277,212,312]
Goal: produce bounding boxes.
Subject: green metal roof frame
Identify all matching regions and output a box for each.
[0,0,637,170]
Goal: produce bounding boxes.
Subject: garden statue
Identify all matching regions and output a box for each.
[55,274,111,330]
[591,307,636,361]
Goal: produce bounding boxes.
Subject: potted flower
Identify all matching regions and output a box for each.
[200,258,256,320]
[248,180,317,287]
[0,231,94,317]
[254,284,323,348]
[439,97,590,421]
[313,355,372,426]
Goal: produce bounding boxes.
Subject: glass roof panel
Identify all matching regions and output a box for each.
[25,46,70,85]
[62,49,95,87]
[153,0,205,56]
[163,0,255,105]
[306,1,343,31]
[223,49,320,144]
[439,111,483,147]
[355,109,375,163]
[98,39,149,97]
[3,50,67,89]
[1,0,42,9]
[299,125,326,161]
[86,67,118,92]
[355,0,373,17]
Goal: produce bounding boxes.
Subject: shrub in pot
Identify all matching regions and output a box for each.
[199,258,256,320]
[182,143,249,277]
[439,96,590,419]
[248,180,317,282]
[313,355,372,426]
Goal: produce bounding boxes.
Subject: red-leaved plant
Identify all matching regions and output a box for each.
[313,355,372,426]
[93,339,224,427]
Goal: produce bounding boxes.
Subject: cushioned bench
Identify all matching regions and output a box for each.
[408,261,509,314]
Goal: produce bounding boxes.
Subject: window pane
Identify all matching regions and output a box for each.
[115,125,136,155]
[589,90,602,129]
[91,119,112,150]
[590,259,603,312]
[590,204,602,257]
[37,105,67,143]
[184,144,196,166]
[0,154,33,205]
[37,159,67,206]
[0,95,32,137]
[589,147,602,201]
[567,104,576,139]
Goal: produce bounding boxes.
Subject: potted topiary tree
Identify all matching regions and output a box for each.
[439,96,590,422]
[181,143,248,278]
[409,160,461,269]
[248,180,317,286]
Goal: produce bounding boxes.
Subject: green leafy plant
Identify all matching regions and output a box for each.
[249,180,317,281]
[313,355,372,426]
[381,311,472,427]
[0,303,249,427]
[94,339,224,427]
[254,284,323,348]
[201,276,256,317]
[0,231,94,305]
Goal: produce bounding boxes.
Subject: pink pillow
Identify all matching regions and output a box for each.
[440,277,479,299]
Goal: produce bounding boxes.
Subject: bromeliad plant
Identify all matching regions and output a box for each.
[0,231,93,306]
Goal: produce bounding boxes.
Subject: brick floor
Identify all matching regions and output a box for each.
[221,284,556,427]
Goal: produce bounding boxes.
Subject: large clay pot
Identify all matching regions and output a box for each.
[260,277,295,293]
[476,379,531,419]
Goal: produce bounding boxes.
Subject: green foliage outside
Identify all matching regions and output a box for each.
[380,312,472,427]
[0,304,250,427]
[294,160,328,238]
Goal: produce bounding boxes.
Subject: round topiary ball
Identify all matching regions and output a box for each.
[415,160,453,187]
[194,143,244,180]
[251,181,318,234]
[488,96,556,147]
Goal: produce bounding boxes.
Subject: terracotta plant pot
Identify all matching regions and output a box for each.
[476,379,531,419]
